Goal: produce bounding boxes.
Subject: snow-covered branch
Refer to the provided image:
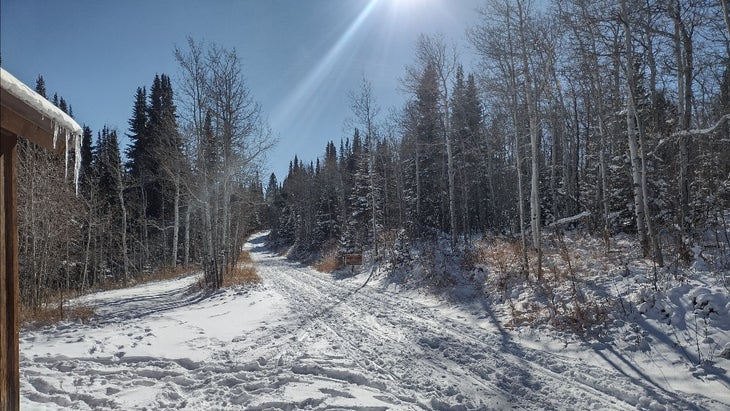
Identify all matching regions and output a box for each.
[548,211,591,227]
[671,114,730,137]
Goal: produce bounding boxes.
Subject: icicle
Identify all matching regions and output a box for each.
[52,120,60,149]
[74,131,82,195]
[64,129,70,179]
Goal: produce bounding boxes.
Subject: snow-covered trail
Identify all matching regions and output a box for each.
[20,232,727,410]
[245,234,721,410]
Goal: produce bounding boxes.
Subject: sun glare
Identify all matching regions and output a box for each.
[271,0,380,129]
[392,0,423,8]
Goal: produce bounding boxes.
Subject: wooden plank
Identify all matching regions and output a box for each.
[343,254,363,266]
[0,98,60,153]
[0,131,6,411]
[0,132,19,411]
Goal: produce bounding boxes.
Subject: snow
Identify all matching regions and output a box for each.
[1,68,82,138]
[1,67,83,192]
[548,211,591,227]
[20,232,730,410]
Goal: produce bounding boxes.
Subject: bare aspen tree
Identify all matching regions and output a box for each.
[668,0,697,256]
[114,153,130,283]
[621,0,650,256]
[516,0,543,279]
[177,38,272,289]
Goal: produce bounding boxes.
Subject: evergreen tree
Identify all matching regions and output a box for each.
[35,75,47,98]
[95,127,123,209]
[80,126,94,192]
[266,173,283,232]
[126,87,148,177]
[413,62,444,233]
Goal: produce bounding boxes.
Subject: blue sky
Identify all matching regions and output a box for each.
[1,0,480,181]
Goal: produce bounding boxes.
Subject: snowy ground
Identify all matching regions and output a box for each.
[20,232,730,410]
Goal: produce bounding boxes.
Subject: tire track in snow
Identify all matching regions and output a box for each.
[251,245,709,410]
[253,252,590,409]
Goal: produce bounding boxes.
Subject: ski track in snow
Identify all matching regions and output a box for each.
[20,232,729,410]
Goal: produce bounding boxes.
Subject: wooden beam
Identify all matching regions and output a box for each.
[0,99,60,153]
[0,131,19,411]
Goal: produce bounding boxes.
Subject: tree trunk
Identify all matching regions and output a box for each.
[445,128,457,247]
[622,0,649,256]
[141,185,149,268]
[117,169,129,283]
[518,0,542,279]
[637,113,664,267]
[505,6,529,272]
[415,132,421,221]
[671,0,693,254]
[172,178,180,268]
[721,0,730,40]
[81,196,93,294]
[184,202,191,265]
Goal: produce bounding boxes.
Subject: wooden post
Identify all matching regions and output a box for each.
[0,132,19,411]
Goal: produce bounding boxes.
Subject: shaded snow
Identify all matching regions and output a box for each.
[20,232,730,410]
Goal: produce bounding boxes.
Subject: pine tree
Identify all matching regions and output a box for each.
[126,87,148,177]
[94,127,129,282]
[35,75,47,98]
[80,126,94,192]
[414,62,445,234]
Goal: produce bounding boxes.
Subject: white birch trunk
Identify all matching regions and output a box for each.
[622,1,649,255]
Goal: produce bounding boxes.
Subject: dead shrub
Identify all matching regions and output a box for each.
[507,299,545,328]
[314,254,342,273]
[552,298,610,336]
[473,239,525,298]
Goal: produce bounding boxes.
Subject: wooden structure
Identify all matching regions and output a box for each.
[343,253,363,273]
[1,67,81,410]
[343,253,363,266]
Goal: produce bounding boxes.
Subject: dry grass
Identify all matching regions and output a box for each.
[223,264,261,288]
[238,250,253,264]
[145,264,201,283]
[222,250,261,288]
[312,244,343,273]
[314,254,342,273]
[21,303,95,329]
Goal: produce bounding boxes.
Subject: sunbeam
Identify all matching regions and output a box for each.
[271,0,382,129]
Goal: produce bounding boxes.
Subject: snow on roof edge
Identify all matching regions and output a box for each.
[1,67,84,194]
[0,67,83,142]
